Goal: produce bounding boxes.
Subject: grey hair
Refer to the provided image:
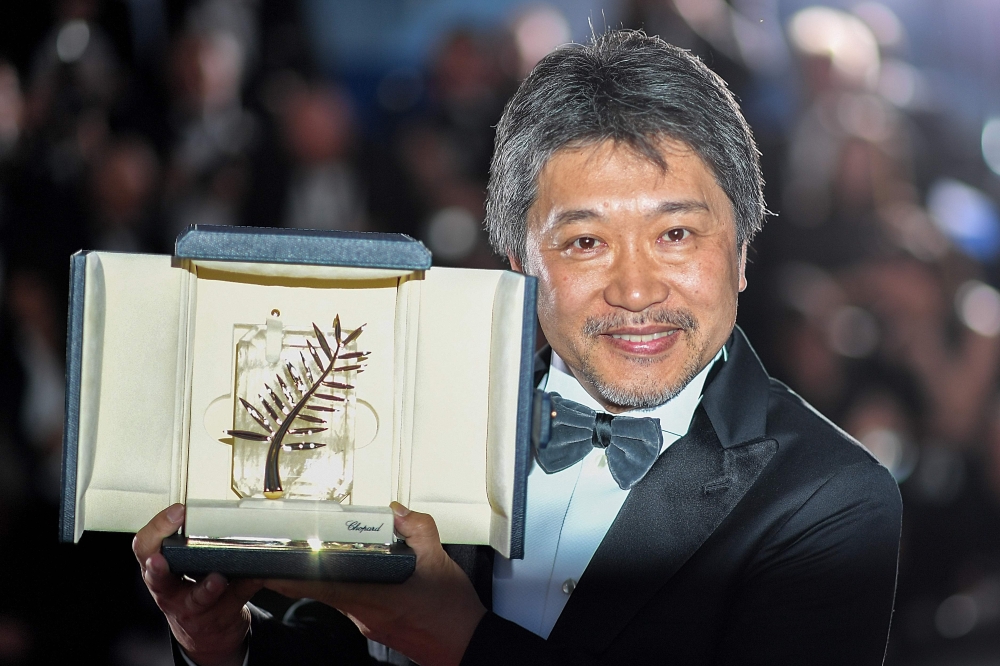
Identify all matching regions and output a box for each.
[485,29,765,265]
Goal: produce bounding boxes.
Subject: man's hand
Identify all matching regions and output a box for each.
[265,503,487,666]
[134,504,263,666]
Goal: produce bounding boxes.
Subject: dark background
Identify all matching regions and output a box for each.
[1,0,1000,663]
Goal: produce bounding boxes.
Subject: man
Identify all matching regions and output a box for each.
[135,30,902,666]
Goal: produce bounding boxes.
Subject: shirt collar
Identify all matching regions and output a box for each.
[543,346,725,440]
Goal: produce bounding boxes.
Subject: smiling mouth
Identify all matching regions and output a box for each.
[608,330,677,342]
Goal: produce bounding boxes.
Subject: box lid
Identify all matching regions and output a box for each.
[175,225,432,270]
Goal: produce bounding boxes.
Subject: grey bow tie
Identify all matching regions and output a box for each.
[532,390,664,490]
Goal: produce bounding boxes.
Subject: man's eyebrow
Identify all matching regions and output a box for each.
[651,199,710,216]
[549,199,710,227]
[551,208,602,226]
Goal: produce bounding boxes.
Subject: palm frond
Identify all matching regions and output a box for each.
[282,442,326,451]
[306,404,339,413]
[306,340,324,368]
[260,396,280,422]
[227,429,270,441]
[299,351,315,384]
[313,323,333,361]
[323,381,354,390]
[265,385,286,413]
[342,324,365,346]
[289,427,327,436]
[277,375,295,404]
[239,398,271,433]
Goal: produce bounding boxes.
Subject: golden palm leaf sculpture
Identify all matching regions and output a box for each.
[226,315,367,499]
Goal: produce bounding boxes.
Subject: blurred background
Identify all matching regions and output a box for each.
[0,0,999,663]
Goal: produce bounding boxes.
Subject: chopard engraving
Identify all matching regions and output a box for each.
[345,520,385,533]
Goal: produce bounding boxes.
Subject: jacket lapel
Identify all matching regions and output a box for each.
[546,328,777,654]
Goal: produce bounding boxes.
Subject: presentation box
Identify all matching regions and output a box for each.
[59,226,536,582]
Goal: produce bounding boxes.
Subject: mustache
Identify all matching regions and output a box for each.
[582,308,699,337]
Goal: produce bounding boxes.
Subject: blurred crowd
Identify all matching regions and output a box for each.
[0,0,998,664]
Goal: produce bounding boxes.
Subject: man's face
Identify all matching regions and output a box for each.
[513,138,747,413]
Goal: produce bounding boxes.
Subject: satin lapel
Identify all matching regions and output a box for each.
[534,346,552,388]
[547,406,777,653]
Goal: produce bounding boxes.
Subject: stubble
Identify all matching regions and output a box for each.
[575,307,707,409]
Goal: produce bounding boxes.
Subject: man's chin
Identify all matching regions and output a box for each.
[579,343,705,409]
[581,359,691,409]
[591,377,686,410]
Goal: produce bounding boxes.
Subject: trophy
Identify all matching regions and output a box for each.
[228,316,366,503]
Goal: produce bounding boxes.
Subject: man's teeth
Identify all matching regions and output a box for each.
[609,331,676,342]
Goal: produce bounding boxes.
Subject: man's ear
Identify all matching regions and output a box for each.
[738,242,748,293]
[508,253,524,273]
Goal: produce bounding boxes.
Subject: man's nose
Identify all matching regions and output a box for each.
[603,247,670,312]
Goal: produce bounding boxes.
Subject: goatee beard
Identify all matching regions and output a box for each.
[577,308,705,409]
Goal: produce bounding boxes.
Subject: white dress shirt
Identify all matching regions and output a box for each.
[492,348,723,639]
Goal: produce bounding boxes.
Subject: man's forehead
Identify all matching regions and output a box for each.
[540,136,701,177]
[528,138,732,223]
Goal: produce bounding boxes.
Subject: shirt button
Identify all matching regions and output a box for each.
[561,579,577,595]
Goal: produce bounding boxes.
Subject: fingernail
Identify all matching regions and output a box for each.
[167,504,184,524]
[390,501,409,517]
[146,557,162,575]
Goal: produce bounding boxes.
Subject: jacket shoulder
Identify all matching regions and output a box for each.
[764,377,897,494]
[735,378,904,562]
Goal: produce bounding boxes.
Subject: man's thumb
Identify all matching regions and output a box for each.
[391,502,443,559]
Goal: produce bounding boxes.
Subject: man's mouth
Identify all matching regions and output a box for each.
[608,330,677,343]
[601,327,683,356]
[583,309,697,358]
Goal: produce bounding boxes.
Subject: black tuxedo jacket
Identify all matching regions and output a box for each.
[178,328,902,666]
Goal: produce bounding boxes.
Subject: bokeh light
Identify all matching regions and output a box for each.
[982,117,1000,177]
[955,280,1000,337]
[788,6,880,87]
[512,5,571,76]
[56,20,91,63]
[927,178,1000,261]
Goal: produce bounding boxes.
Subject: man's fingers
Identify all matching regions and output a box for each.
[134,503,185,565]
[143,552,182,597]
[390,502,443,561]
[190,573,227,607]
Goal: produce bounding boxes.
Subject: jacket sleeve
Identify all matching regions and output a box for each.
[246,600,374,666]
[461,613,611,666]
[713,459,902,666]
[170,601,374,666]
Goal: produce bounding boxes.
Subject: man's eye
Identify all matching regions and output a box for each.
[571,237,600,250]
[663,228,690,242]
